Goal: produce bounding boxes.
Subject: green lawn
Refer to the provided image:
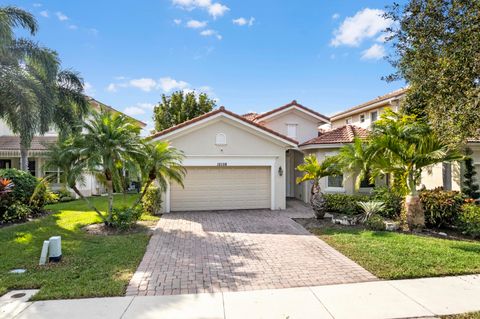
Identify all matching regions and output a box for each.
[442,312,480,319]
[0,194,158,300]
[313,228,480,279]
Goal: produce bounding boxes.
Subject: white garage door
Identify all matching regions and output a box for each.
[170,166,271,211]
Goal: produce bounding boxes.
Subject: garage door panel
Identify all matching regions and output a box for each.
[170,166,271,211]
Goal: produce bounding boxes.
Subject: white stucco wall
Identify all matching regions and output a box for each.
[260,109,326,144]
[154,116,291,211]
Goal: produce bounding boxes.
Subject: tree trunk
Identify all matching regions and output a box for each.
[20,146,29,172]
[310,182,327,219]
[402,194,425,231]
[71,185,105,222]
[133,179,153,208]
[106,179,114,224]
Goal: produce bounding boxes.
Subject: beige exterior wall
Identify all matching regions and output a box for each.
[331,103,401,129]
[260,109,326,144]
[156,116,291,212]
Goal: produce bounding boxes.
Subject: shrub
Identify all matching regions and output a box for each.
[365,214,385,231]
[0,202,32,224]
[372,187,403,219]
[324,193,371,215]
[30,180,59,208]
[141,186,162,215]
[358,201,385,223]
[110,206,143,230]
[419,188,465,228]
[458,204,480,238]
[0,169,37,202]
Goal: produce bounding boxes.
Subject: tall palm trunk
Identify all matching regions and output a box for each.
[310,181,327,219]
[106,179,114,224]
[20,146,29,171]
[133,178,153,208]
[402,173,425,231]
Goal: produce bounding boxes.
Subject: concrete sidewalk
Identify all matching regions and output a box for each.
[2,275,480,319]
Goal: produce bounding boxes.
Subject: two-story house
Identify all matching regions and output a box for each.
[0,97,146,196]
[150,89,479,213]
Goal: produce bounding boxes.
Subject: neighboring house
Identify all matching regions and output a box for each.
[0,97,146,196]
[151,91,480,213]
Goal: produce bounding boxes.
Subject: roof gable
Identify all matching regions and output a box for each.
[149,107,298,146]
[254,100,330,123]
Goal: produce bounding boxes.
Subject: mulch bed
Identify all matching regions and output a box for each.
[82,220,157,236]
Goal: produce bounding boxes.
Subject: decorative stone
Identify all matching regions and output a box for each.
[9,269,26,274]
[438,232,448,237]
[332,215,358,226]
[384,221,400,231]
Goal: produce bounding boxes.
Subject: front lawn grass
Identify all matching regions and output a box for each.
[312,228,480,279]
[0,194,158,300]
[442,312,480,319]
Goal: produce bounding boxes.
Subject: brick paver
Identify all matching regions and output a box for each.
[127,200,377,296]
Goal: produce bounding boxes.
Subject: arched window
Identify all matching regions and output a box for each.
[215,133,227,145]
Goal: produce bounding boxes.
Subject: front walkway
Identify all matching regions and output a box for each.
[5,275,480,318]
[127,200,376,296]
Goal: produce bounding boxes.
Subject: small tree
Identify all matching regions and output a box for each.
[462,148,480,200]
[296,154,340,219]
[153,91,216,132]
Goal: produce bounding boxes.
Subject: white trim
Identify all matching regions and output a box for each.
[299,143,346,150]
[151,112,297,147]
[331,96,403,121]
[257,105,329,123]
[164,155,277,213]
[325,187,345,193]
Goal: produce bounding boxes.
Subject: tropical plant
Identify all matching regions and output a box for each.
[336,137,373,190]
[357,201,385,223]
[82,110,145,223]
[384,0,480,146]
[153,90,216,132]
[44,136,105,221]
[296,154,340,218]
[0,178,13,197]
[0,6,88,171]
[368,109,463,230]
[134,141,185,208]
[462,148,480,200]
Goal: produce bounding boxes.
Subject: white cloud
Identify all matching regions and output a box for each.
[158,77,189,92]
[331,8,393,47]
[332,13,340,20]
[173,19,182,25]
[88,28,99,36]
[55,11,68,21]
[84,82,95,96]
[232,17,255,26]
[114,76,127,80]
[124,106,146,116]
[68,24,78,30]
[33,3,42,7]
[39,10,49,18]
[129,78,157,92]
[361,44,386,60]
[208,3,229,19]
[186,19,207,28]
[137,103,155,110]
[106,83,118,92]
[200,29,222,40]
[171,0,229,19]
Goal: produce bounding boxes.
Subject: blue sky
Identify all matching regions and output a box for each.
[7,0,406,132]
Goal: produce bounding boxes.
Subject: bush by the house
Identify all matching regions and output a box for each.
[458,204,480,238]
[372,186,403,219]
[0,169,37,202]
[419,188,465,228]
[365,214,385,231]
[324,193,371,215]
[110,206,143,230]
[30,180,59,208]
[141,186,162,215]
[1,202,32,223]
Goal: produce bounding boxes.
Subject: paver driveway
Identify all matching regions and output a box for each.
[127,201,376,296]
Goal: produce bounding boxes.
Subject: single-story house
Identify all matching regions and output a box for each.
[151,90,480,213]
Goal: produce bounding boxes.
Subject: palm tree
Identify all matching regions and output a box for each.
[296,154,340,219]
[82,110,145,223]
[368,109,463,230]
[0,6,88,171]
[336,137,374,191]
[44,137,105,221]
[134,141,185,207]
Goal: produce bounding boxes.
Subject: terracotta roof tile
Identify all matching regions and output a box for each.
[331,88,408,120]
[0,136,57,151]
[149,107,298,145]
[254,100,330,122]
[242,112,259,121]
[300,125,369,146]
